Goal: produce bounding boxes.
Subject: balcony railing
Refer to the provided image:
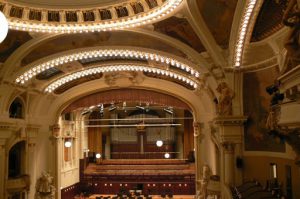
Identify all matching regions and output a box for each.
[6,175,30,191]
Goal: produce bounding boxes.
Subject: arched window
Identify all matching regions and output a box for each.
[9,98,24,119]
[8,141,26,178]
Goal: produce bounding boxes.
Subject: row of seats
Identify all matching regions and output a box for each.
[231,181,281,199]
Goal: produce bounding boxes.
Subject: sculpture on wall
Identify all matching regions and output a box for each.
[196,165,211,199]
[282,0,300,69]
[35,172,55,199]
[215,82,234,116]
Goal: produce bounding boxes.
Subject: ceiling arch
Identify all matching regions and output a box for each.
[2,0,183,33]
[13,46,201,84]
[34,77,215,124]
[62,88,191,113]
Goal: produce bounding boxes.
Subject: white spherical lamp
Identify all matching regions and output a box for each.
[156,140,163,147]
[96,153,101,159]
[64,140,72,148]
[0,11,8,43]
[164,153,170,159]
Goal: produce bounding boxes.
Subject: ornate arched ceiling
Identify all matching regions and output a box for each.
[7,0,124,8]
[0,0,292,115]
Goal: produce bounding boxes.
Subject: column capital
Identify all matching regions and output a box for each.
[51,124,61,138]
[214,116,247,144]
[193,122,204,139]
[0,139,6,147]
[26,124,40,138]
[222,142,235,154]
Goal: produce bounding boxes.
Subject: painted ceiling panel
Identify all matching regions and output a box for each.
[251,0,288,42]
[196,0,237,49]
[154,17,206,53]
[0,30,32,63]
[21,32,188,66]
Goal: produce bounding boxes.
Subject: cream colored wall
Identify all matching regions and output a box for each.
[242,143,299,199]
[243,156,300,199]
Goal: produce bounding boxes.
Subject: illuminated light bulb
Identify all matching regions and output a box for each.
[164,153,170,159]
[64,141,72,148]
[96,153,101,159]
[156,140,163,147]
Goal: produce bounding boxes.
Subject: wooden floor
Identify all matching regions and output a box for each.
[88,194,195,199]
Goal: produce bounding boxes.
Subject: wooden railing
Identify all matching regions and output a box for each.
[110,152,180,159]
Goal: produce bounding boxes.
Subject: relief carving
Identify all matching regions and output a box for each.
[35,172,55,199]
[104,71,144,86]
[215,82,234,116]
[196,165,211,199]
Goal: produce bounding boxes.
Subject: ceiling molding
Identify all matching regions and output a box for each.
[184,0,227,69]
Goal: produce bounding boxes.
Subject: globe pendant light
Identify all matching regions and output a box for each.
[0,11,8,43]
[64,140,72,148]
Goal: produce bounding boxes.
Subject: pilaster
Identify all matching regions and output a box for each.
[193,122,204,195]
[0,139,6,199]
[27,125,39,194]
[214,116,247,194]
[52,124,62,199]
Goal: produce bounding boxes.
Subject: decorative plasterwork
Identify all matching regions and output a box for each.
[1,0,183,33]
[233,0,263,68]
[214,116,248,126]
[44,63,198,93]
[278,65,300,90]
[14,47,201,84]
[225,56,278,73]
[104,71,144,86]
[0,122,18,132]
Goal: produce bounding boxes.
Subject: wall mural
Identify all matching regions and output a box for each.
[243,67,285,152]
[251,0,288,42]
[196,0,237,49]
[153,16,205,53]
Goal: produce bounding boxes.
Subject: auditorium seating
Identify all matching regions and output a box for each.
[231,180,282,199]
[84,159,194,176]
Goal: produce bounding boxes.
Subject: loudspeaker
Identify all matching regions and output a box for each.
[236,157,243,168]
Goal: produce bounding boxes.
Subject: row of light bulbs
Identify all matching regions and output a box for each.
[7,0,182,33]
[15,49,200,84]
[234,0,257,67]
[45,64,198,93]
